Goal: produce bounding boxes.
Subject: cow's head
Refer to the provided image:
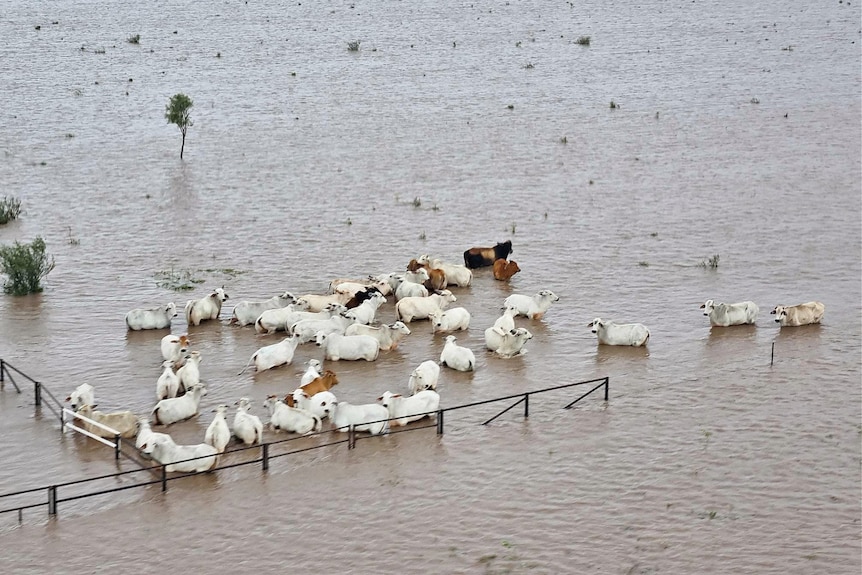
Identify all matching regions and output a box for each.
[212,287,229,301]
[587,318,605,333]
[700,299,715,316]
[771,306,787,323]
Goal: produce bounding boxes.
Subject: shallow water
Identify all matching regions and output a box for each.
[0,0,859,573]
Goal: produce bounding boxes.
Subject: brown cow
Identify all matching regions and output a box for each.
[284,370,339,406]
[493,258,521,281]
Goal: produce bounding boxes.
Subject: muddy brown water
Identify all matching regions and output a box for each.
[0,0,859,573]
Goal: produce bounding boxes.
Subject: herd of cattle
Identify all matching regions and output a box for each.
[65,240,825,473]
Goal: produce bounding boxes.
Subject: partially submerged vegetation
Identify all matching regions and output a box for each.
[155,267,204,291]
[155,267,245,291]
[0,236,55,295]
[699,254,720,269]
[0,196,22,225]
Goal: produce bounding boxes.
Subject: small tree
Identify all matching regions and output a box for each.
[0,236,55,295]
[165,93,194,159]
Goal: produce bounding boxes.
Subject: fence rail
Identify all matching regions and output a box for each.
[0,359,608,523]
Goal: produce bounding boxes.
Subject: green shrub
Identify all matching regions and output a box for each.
[0,236,55,295]
[127,34,140,44]
[0,196,22,224]
[576,35,591,46]
[347,40,361,52]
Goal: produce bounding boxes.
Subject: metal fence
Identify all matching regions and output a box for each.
[0,359,609,523]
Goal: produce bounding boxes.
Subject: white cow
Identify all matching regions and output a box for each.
[135,418,173,454]
[341,291,386,325]
[230,292,296,326]
[204,405,231,453]
[262,395,322,435]
[160,333,190,365]
[344,321,412,351]
[330,401,390,435]
[429,306,471,333]
[396,290,457,323]
[377,390,440,427]
[152,384,207,426]
[440,335,476,372]
[771,302,826,327]
[141,434,219,473]
[125,302,177,331]
[65,383,95,412]
[239,333,302,374]
[587,318,650,347]
[176,350,202,395]
[295,292,351,313]
[185,287,229,326]
[254,300,313,334]
[315,332,380,361]
[395,273,430,301]
[232,398,264,445]
[74,404,139,438]
[700,299,759,327]
[156,360,181,400]
[290,315,354,344]
[490,305,519,335]
[290,389,338,420]
[484,326,534,357]
[408,360,441,394]
[503,290,560,320]
[299,359,323,386]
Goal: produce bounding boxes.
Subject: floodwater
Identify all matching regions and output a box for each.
[0,0,859,573]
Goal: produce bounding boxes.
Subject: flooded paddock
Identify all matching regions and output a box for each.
[0,0,859,573]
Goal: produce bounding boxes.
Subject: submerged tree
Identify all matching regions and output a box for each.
[165,93,194,159]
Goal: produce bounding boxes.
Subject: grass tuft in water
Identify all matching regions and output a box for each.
[155,267,204,291]
[576,35,591,45]
[347,40,361,52]
[698,254,720,270]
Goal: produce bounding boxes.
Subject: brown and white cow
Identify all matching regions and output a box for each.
[285,370,339,407]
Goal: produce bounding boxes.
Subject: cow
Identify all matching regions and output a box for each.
[125,302,177,331]
[493,259,521,281]
[185,287,229,326]
[771,301,825,327]
[463,240,513,269]
[700,299,759,327]
[587,318,650,347]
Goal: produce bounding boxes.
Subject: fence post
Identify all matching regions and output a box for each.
[262,443,269,471]
[524,394,529,418]
[34,381,42,407]
[1,358,4,387]
[348,425,355,450]
[48,485,57,516]
[604,377,609,401]
[436,409,444,435]
[161,466,167,492]
[114,435,121,460]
